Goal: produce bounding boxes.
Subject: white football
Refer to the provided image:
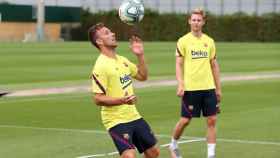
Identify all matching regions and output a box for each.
[118,0,144,25]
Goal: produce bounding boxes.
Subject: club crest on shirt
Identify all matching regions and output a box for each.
[204,43,208,47]
[123,62,128,67]
[189,105,194,111]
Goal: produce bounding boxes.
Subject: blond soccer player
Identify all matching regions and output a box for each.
[169,9,222,158]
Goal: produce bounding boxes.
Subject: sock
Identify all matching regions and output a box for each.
[207,143,216,157]
[170,138,178,149]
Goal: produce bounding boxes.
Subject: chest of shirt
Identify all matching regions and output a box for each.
[106,60,132,87]
[185,41,211,60]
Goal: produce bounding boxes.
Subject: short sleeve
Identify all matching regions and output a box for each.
[176,39,184,57]
[122,57,138,78]
[91,65,108,94]
[210,39,216,59]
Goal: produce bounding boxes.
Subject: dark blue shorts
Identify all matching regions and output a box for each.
[108,118,157,155]
[181,89,219,118]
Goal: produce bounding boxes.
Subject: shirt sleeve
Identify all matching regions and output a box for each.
[175,39,184,57]
[91,65,108,94]
[210,39,216,59]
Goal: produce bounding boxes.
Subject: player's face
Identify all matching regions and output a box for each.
[188,14,205,32]
[96,27,117,48]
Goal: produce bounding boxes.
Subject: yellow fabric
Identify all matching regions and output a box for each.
[176,33,216,91]
[91,54,141,130]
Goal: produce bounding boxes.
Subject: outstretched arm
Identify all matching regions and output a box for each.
[130,36,148,81]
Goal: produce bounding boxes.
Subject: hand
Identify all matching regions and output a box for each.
[177,84,184,97]
[124,95,137,105]
[215,89,222,103]
[216,104,221,114]
[129,35,144,56]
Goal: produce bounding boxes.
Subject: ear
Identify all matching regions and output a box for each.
[96,38,103,46]
[188,18,191,25]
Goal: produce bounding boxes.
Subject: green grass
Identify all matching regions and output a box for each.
[0,42,279,157]
[0,79,280,158]
[1,42,280,86]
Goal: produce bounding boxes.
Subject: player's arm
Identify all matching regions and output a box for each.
[91,69,137,106]
[176,56,184,97]
[129,36,148,81]
[93,93,136,106]
[210,57,222,103]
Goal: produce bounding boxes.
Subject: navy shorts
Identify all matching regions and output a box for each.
[108,118,157,155]
[181,89,219,118]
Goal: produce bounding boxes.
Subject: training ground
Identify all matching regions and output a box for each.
[0,42,280,158]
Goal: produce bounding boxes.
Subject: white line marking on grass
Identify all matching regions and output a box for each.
[160,138,205,147]
[178,136,280,146]
[77,151,119,158]
[77,139,205,158]
[0,94,87,104]
[1,125,280,147]
[1,125,280,157]
[76,137,280,158]
[5,87,90,97]
[0,125,107,134]
[1,125,280,146]
[0,125,194,140]
[217,138,280,146]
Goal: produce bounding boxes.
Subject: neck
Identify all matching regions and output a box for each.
[100,47,117,59]
[191,30,202,38]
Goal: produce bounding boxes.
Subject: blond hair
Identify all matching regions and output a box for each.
[189,8,206,20]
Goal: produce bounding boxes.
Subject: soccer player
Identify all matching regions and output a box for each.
[169,8,222,158]
[89,23,159,158]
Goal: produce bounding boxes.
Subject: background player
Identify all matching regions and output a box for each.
[169,8,222,158]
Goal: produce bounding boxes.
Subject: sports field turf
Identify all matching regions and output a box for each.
[0,42,280,158]
[0,42,279,86]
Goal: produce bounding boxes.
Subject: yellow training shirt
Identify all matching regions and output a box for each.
[176,33,216,91]
[91,54,141,130]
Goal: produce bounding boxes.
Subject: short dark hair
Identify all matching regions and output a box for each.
[88,23,104,49]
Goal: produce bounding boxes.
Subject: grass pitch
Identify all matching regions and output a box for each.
[0,42,280,157]
[0,42,279,86]
[0,79,280,158]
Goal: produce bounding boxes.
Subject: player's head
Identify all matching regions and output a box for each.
[188,8,206,32]
[88,23,117,50]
